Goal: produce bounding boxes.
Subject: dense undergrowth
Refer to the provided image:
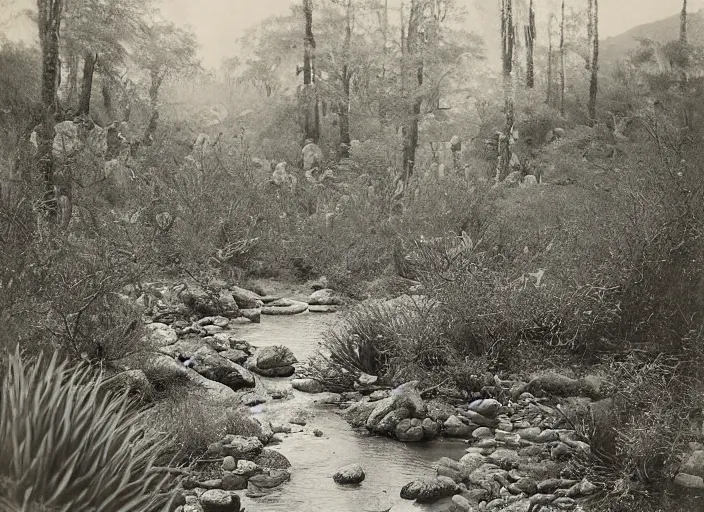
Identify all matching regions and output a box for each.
[2,39,704,512]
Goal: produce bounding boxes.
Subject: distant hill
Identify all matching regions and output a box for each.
[601,9,704,68]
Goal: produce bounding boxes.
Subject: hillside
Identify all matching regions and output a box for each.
[601,8,704,68]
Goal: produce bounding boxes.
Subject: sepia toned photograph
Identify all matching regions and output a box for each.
[1,0,704,511]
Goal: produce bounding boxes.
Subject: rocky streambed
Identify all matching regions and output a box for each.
[116,280,700,512]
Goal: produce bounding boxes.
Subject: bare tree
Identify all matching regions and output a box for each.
[338,0,354,158]
[547,13,555,105]
[36,0,64,218]
[559,0,565,116]
[525,0,535,88]
[587,0,598,121]
[497,0,515,181]
[77,51,98,116]
[302,0,320,143]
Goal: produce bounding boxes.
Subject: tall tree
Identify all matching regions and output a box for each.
[559,0,565,115]
[547,13,556,105]
[680,0,688,94]
[77,51,97,116]
[338,0,354,158]
[36,0,64,217]
[400,0,424,188]
[302,0,320,143]
[497,0,515,181]
[136,21,198,145]
[681,0,688,46]
[525,0,535,88]
[587,0,598,121]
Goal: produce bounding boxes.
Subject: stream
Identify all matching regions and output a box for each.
[235,312,466,512]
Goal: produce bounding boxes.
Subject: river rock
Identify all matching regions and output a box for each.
[396,418,424,442]
[468,399,502,419]
[342,398,378,427]
[333,463,366,484]
[248,469,291,489]
[222,436,263,460]
[365,381,426,432]
[358,373,379,386]
[150,355,237,405]
[292,378,325,393]
[222,456,237,471]
[192,353,255,391]
[308,288,343,306]
[422,418,441,439]
[230,286,263,309]
[309,305,338,313]
[220,349,248,365]
[444,415,476,438]
[262,300,308,315]
[400,476,457,502]
[254,345,297,369]
[458,409,500,428]
[254,449,292,470]
[221,473,248,491]
[681,449,704,479]
[144,323,178,346]
[452,494,478,511]
[199,490,240,512]
[239,308,261,323]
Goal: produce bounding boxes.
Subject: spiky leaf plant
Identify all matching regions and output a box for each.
[0,348,178,512]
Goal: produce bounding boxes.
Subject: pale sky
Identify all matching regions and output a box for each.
[2,0,704,68]
[161,0,704,67]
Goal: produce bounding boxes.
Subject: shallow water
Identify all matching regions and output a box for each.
[235,312,467,512]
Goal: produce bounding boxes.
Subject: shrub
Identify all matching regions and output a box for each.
[158,396,262,460]
[308,296,450,390]
[0,348,178,512]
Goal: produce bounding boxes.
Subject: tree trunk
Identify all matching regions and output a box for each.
[339,0,353,159]
[102,82,115,122]
[680,0,688,94]
[525,0,535,88]
[497,0,515,182]
[547,20,553,105]
[559,0,566,116]
[36,0,63,219]
[143,70,163,145]
[78,51,98,116]
[302,0,320,143]
[66,51,78,110]
[401,0,423,189]
[587,0,599,122]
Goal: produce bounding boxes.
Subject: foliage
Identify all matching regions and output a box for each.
[0,348,178,511]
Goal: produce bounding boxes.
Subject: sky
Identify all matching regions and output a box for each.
[2,0,704,68]
[161,0,704,68]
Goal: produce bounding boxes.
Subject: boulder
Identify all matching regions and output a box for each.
[253,449,292,470]
[343,399,378,427]
[302,142,324,171]
[400,476,457,503]
[262,300,308,315]
[199,490,240,512]
[239,308,261,323]
[143,323,178,346]
[520,175,538,188]
[149,355,237,405]
[364,381,427,437]
[444,415,476,438]
[396,418,425,442]
[192,353,255,391]
[247,469,290,489]
[222,436,263,460]
[103,370,154,396]
[681,450,704,479]
[230,286,263,309]
[468,399,502,419]
[308,288,343,306]
[309,305,338,313]
[254,346,298,370]
[292,378,325,393]
[333,463,366,484]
